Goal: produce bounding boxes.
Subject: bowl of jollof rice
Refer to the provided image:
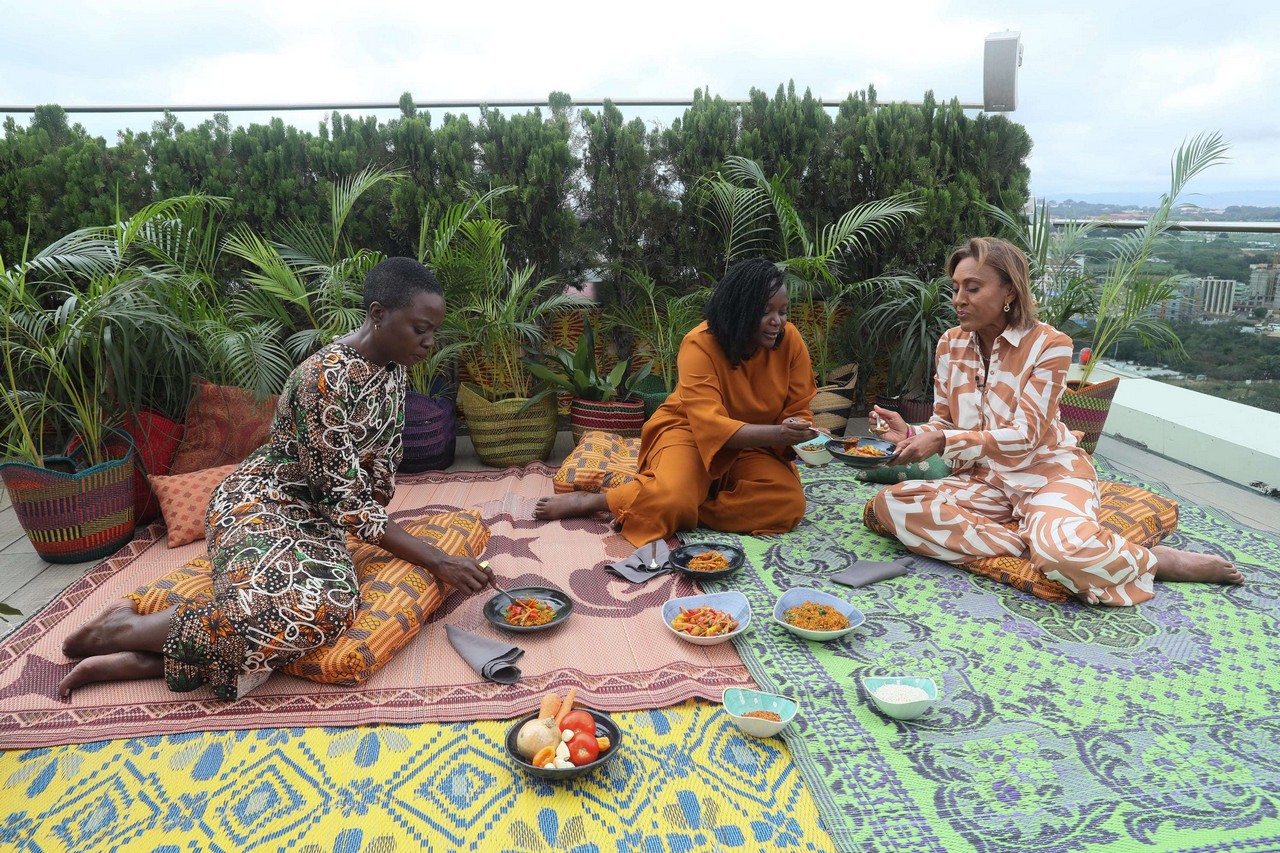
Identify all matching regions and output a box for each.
[772,587,865,641]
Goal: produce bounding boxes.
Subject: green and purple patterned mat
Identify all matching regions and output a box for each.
[685,459,1280,853]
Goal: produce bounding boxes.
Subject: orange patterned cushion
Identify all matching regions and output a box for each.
[148,464,238,547]
[127,509,490,686]
[863,480,1179,603]
[170,378,279,475]
[553,430,641,494]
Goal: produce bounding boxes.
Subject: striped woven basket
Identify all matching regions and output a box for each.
[1059,377,1120,454]
[569,397,646,444]
[811,363,859,434]
[456,383,558,467]
[0,434,137,563]
[399,391,457,473]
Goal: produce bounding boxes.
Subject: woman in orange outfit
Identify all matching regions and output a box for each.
[535,259,819,548]
[870,237,1243,606]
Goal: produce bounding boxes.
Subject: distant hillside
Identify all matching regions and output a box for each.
[1041,190,1280,209]
[1043,198,1280,221]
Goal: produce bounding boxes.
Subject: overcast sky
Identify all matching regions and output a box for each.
[3,0,1277,203]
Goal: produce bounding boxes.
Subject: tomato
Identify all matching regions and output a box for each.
[559,709,597,738]
[567,731,600,766]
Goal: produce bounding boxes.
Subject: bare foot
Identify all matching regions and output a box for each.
[57,651,164,698]
[62,601,175,659]
[1152,545,1245,585]
[533,492,610,521]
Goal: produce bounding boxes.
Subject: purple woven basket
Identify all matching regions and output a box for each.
[400,391,457,473]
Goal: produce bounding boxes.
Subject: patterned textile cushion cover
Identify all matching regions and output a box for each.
[552,429,641,494]
[128,509,491,686]
[147,464,239,547]
[125,411,186,525]
[862,480,1179,602]
[169,377,279,475]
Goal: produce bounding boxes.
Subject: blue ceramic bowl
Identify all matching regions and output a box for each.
[722,687,799,737]
[773,587,865,641]
[862,676,940,721]
[661,591,752,646]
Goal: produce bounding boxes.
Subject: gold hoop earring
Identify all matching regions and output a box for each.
[1003,302,1011,313]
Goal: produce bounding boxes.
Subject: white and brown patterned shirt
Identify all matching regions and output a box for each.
[917,322,1095,492]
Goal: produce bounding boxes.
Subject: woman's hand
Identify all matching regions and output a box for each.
[780,416,819,445]
[891,429,946,465]
[869,406,910,443]
[428,554,495,595]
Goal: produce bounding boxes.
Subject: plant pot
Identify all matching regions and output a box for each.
[456,383,557,467]
[569,397,646,445]
[0,434,137,563]
[633,373,671,420]
[400,391,458,473]
[812,363,859,434]
[1059,377,1120,454]
[875,394,934,426]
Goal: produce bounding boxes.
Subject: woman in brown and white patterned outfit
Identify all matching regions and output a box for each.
[870,237,1243,606]
[58,258,495,698]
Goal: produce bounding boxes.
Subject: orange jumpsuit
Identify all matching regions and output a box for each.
[871,322,1158,606]
[606,321,817,547]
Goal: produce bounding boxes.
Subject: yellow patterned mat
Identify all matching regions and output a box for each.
[0,700,834,852]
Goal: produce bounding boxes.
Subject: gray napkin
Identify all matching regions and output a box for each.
[605,539,673,583]
[831,556,915,588]
[445,624,524,684]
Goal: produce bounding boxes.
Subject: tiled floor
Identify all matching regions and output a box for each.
[2,425,1276,639]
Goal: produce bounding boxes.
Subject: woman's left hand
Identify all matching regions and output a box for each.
[891,429,946,465]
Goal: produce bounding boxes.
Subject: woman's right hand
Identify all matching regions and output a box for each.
[870,406,910,443]
[430,555,494,595]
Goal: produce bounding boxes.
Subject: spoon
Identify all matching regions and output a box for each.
[482,560,517,607]
[648,542,660,571]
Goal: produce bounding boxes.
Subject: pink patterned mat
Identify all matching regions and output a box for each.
[0,463,754,748]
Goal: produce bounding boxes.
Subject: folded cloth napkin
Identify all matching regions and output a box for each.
[445,624,524,684]
[605,539,673,584]
[831,556,915,588]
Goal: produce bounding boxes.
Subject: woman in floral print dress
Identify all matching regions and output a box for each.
[58,258,495,698]
[870,237,1243,606]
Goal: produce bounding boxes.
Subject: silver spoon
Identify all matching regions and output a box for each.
[482,560,517,607]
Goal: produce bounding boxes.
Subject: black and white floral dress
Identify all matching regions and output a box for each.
[163,343,405,699]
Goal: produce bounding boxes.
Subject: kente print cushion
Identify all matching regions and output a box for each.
[169,377,279,475]
[862,480,1179,602]
[148,464,239,547]
[127,509,491,686]
[553,430,641,494]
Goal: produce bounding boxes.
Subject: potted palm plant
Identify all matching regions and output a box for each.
[0,197,213,561]
[857,275,957,423]
[523,317,654,443]
[986,132,1228,452]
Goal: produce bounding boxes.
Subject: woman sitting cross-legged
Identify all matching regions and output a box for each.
[870,237,1243,606]
[57,257,496,699]
[535,258,820,548]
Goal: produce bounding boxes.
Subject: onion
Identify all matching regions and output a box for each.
[515,716,561,759]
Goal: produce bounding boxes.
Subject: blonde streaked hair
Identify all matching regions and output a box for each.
[946,237,1038,331]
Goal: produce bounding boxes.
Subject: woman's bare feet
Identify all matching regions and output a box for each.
[57,651,164,698]
[62,601,175,659]
[1152,545,1245,585]
[533,492,610,521]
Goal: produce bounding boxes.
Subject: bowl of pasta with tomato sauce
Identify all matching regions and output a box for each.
[484,586,574,633]
[669,543,746,581]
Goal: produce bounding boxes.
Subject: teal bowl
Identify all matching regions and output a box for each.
[722,687,799,737]
[862,676,939,721]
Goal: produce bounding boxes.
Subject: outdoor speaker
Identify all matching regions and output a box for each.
[984,31,1022,111]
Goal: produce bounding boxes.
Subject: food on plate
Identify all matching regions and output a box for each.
[784,601,851,632]
[839,440,888,457]
[520,689,615,770]
[742,710,783,722]
[685,550,731,573]
[504,597,557,626]
[670,605,739,637]
[798,443,826,451]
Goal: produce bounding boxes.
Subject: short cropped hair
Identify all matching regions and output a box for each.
[947,238,1038,331]
[705,259,786,366]
[363,257,443,312]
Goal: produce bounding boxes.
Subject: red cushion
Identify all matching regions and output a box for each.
[170,378,278,475]
[123,411,185,525]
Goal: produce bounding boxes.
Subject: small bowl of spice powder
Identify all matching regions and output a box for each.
[862,676,939,721]
[722,687,799,737]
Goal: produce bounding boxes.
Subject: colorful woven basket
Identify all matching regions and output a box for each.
[399,391,457,473]
[633,373,672,420]
[0,434,137,563]
[569,397,645,444]
[1059,377,1120,454]
[811,363,859,434]
[456,383,558,467]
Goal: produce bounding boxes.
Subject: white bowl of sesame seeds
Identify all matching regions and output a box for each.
[862,676,939,721]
